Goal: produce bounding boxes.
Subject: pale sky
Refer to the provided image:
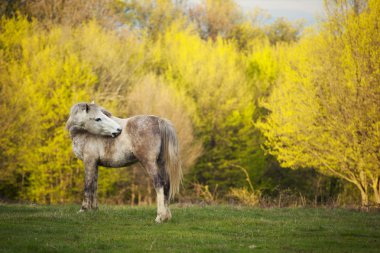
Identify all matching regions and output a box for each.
[236,0,324,24]
[188,0,325,24]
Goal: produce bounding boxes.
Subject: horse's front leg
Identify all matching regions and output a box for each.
[79,159,98,212]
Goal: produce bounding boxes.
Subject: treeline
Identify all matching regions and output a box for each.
[0,0,378,207]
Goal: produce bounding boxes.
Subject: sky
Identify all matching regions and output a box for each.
[236,0,324,24]
[188,0,325,25]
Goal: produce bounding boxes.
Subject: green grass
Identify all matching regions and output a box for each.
[0,204,379,253]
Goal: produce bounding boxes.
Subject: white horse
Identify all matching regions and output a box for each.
[66,102,182,223]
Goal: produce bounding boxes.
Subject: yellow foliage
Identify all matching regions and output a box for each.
[0,17,143,203]
[3,0,362,206]
[0,17,98,203]
[228,188,261,206]
[257,0,380,205]
[126,74,203,170]
[149,24,254,134]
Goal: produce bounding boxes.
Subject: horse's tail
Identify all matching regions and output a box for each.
[158,118,182,200]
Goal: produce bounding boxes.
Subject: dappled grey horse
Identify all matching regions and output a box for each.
[66,102,182,222]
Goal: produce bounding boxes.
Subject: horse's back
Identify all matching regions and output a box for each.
[125,115,161,134]
[125,115,162,161]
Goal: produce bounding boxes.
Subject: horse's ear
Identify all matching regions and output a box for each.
[80,103,89,113]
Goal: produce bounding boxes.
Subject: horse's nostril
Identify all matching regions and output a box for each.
[111,129,121,138]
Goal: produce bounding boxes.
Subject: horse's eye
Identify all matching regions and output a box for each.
[95,118,101,122]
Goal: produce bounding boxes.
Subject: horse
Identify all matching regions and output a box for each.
[66,102,182,223]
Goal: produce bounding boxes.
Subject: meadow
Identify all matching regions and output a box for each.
[1,204,379,253]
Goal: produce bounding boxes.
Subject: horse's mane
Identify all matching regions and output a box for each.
[66,103,84,132]
[100,107,112,117]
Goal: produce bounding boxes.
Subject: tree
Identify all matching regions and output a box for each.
[144,24,264,193]
[5,0,126,28]
[124,0,186,39]
[189,0,242,40]
[257,0,380,206]
[0,17,97,202]
[126,75,202,170]
[0,17,144,203]
[265,17,304,45]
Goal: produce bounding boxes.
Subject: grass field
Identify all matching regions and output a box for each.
[0,204,379,253]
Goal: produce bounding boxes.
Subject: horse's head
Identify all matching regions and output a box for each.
[66,102,122,137]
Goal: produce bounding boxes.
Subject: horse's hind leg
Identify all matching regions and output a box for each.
[158,159,171,220]
[155,185,171,223]
[143,161,171,223]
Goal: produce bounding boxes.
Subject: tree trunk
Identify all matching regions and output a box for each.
[372,177,380,205]
[138,191,141,206]
[359,188,369,207]
[130,184,135,207]
[353,176,369,207]
[358,171,369,207]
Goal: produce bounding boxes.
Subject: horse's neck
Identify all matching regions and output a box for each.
[111,116,126,127]
[71,131,88,161]
[68,125,83,137]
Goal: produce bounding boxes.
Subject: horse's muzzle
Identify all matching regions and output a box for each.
[111,128,122,138]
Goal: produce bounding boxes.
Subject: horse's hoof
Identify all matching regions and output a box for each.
[155,216,163,223]
[155,210,171,223]
[166,209,172,220]
[155,215,168,223]
[78,207,88,213]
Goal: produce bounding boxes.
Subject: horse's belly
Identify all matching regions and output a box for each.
[99,151,137,168]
